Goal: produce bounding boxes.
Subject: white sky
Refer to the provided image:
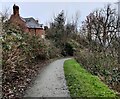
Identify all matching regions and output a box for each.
[1,1,118,28]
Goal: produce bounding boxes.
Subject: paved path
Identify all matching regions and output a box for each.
[24,58,71,97]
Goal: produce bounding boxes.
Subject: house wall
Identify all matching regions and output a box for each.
[9,4,45,38]
[9,14,27,31]
[28,28,45,38]
[9,15,45,38]
[36,29,45,37]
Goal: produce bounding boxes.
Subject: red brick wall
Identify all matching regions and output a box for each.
[9,14,27,31]
[28,28,45,37]
[9,15,45,37]
[9,4,45,38]
[36,29,45,36]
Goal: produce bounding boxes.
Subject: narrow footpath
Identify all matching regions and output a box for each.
[24,58,71,97]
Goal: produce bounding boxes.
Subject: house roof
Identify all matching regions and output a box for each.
[21,17,43,28]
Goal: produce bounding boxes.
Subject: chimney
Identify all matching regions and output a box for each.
[13,4,19,16]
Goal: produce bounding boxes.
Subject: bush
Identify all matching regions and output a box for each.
[2,26,50,98]
[75,49,120,93]
[43,39,61,59]
[61,39,80,56]
[61,42,74,56]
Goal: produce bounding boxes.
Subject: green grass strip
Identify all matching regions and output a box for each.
[64,59,117,98]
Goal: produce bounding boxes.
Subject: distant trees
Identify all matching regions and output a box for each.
[46,10,65,45]
[46,10,78,56]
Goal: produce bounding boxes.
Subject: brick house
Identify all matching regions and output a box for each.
[9,4,45,38]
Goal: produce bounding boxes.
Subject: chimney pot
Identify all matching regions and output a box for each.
[13,4,19,16]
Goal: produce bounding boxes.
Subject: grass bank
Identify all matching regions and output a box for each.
[64,59,117,97]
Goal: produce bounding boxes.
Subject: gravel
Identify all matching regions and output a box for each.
[24,58,71,97]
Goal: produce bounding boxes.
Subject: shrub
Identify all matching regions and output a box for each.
[2,26,50,98]
[75,49,120,93]
[61,39,80,56]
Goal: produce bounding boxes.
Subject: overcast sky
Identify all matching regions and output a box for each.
[1,2,118,27]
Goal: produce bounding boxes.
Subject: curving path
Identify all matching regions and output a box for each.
[24,58,71,97]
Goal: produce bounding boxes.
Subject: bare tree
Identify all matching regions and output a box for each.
[81,4,118,52]
[0,7,10,23]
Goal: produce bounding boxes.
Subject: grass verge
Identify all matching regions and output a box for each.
[64,59,117,97]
